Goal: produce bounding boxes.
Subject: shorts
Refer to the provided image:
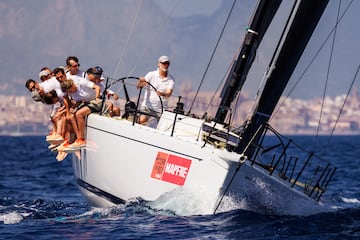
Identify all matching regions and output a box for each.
[87,99,103,113]
[140,105,162,120]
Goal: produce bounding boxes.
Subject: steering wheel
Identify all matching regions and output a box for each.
[105,76,163,119]
[140,80,164,114]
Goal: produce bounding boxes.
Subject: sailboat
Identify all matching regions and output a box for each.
[70,0,340,215]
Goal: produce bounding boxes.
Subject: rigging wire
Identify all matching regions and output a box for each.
[108,0,179,105]
[187,0,238,115]
[203,63,233,116]
[220,0,279,127]
[106,0,144,104]
[213,123,263,214]
[328,64,360,144]
[125,1,180,78]
[250,0,299,125]
[314,0,342,148]
[270,0,354,123]
[112,0,144,79]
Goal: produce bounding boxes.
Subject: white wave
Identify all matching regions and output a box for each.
[341,197,360,204]
[147,186,248,216]
[55,207,113,222]
[0,212,24,224]
[214,195,249,214]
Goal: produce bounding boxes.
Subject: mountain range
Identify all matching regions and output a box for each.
[1,0,252,98]
[1,1,359,101]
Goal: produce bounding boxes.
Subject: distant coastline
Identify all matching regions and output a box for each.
[1,88,360,137]
[0,131,49,137]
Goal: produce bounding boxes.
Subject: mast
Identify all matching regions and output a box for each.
[214,0,282,123]
[237,0,329,157]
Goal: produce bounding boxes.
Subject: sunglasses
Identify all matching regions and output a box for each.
[91,73,102,77]
[70,64,80,68]
[160,61,170,65]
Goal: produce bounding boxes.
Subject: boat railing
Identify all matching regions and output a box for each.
[249,124,336,201]
[102,77,239,142]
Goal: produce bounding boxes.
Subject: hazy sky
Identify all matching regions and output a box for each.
[151,0,360,100]
[154,0,222,17]
[2,0,359,100]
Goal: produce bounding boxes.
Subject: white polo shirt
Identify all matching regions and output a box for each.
[141,69,175,112]
[39,76,65,101]
[68,77,95,102]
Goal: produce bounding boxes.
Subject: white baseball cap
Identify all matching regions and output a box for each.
[158,55,170,63]
[39,70,50,79]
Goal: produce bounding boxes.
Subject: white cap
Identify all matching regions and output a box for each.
[158,55,170,63]
[39,70,49,79]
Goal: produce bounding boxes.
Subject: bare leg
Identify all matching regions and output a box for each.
[69,113,81,140]
[112,106,120,117]
[50,117,57,135]
[75,107,91,140]
[138,114,148,124]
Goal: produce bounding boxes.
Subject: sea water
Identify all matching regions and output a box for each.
[0,135,359,239]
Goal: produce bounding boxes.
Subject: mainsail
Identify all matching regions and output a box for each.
[234,1,330,158]
[215,0,282,123]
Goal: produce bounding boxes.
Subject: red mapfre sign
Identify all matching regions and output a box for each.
[151,152,192,186]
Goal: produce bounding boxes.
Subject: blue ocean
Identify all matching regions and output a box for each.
[0,135,359,239]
